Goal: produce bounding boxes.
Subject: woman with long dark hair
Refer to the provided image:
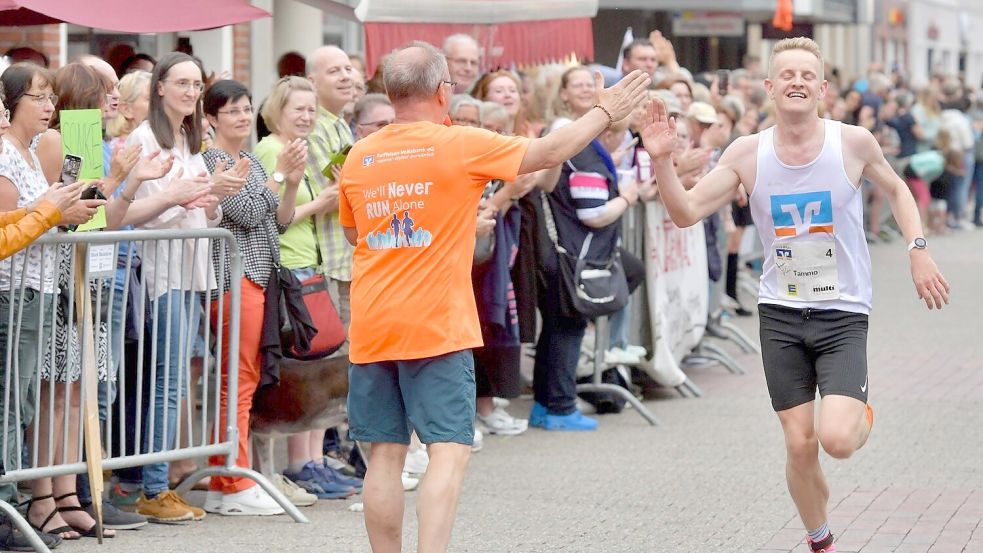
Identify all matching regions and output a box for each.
[118,52,246,523]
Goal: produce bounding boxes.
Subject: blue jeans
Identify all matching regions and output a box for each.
[533,269,587,415]
[0,289,52,503]
[608,302,630,350]
[141,290,202,496]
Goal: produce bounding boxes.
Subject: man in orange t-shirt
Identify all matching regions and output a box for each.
[339,41,650,552]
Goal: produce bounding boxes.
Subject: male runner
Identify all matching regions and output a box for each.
[639,37,950,552]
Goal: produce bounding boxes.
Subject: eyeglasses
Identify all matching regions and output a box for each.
[218,106,254,117]
[448,57,479,68]
[164,79,205,93]
[438,80,457,93]
[356,119,392,130]
[22,93,57,106]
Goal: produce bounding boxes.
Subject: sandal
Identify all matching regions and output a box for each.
[26,494,80,540]
[54,492,116,539]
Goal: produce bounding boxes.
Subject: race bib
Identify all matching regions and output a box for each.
[774,239,840,301]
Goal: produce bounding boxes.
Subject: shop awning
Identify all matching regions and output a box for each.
[0,0,270,32]
[354,0,598,75]
[364,19,595,76]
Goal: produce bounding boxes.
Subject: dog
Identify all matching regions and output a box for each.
[249,354,350,476]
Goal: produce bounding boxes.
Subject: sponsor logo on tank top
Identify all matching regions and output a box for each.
[770,191,834,237]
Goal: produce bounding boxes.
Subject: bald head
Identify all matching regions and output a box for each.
[78,54,120,120]
[307,45,354,115]
[384,43,448,104]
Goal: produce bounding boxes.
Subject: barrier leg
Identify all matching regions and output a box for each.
[677,379,704,398]
[716,321,760,354]
[0,498,51,553]
[173,466,309,523]
[584,317,658,426]
[700,342,747,375]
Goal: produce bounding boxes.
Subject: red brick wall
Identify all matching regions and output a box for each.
[0,24,62,68]
[233,23,250,84]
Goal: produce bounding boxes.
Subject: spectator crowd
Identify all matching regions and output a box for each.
[0,26,979,551]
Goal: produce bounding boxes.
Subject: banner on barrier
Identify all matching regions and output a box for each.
[642,201,709,386]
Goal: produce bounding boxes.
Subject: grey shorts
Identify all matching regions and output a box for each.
[758,303,869,412]
[347,350,476,446]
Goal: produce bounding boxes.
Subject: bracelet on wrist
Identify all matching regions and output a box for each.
[592,104,615,127]
[120,193,135,204]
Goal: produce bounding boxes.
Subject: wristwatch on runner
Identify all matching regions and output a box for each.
[907,237,927,252]
[272,171,286,185]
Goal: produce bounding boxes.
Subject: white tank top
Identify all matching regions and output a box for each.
[749,119,872,314]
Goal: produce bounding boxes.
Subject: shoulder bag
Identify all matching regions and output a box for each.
[282,175,346,359]
[539,169,628,319]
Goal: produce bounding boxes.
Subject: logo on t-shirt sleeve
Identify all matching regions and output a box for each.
[770,191,833,237]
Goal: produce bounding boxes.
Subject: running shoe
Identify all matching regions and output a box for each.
[807,533,836,552]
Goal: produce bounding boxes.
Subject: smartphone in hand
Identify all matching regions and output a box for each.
[64,183,107,232]
[61,154,83,186]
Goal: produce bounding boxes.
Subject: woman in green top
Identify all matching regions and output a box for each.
[253,76,359,500]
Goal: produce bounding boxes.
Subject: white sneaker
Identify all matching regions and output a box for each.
[216,485,286,516]
[403,446,430,476]
[478,407,528,436]
[604,347,641,365]
[271,472,317,507]
[492,397,510,409]
[623,344,647,359]
[401,472,419,491]
[204,491,222,514]
[471,428,484,452]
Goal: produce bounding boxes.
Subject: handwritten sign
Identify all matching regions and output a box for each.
[59,109,104,180]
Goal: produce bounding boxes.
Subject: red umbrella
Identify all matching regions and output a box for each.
[0,0,270,32]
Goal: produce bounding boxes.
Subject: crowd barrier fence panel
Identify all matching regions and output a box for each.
[0,228,307,553]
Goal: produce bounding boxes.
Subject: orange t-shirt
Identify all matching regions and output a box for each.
[339,121,530,364]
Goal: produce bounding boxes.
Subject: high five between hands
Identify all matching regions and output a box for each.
[635,96,950,311]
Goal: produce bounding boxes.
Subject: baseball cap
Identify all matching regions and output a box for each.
[687,101,717,124]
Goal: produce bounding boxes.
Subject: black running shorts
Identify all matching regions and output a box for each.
[758,303,869,412]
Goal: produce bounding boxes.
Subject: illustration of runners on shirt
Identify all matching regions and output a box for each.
[636,37,950,553]
[401,211,415,246]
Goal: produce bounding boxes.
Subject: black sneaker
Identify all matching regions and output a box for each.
[0,514,62,551]
[84,500,148,530]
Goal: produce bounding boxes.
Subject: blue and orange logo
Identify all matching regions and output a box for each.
[770,191,833,238]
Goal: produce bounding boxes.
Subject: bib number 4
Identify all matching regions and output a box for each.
[775,240,840,301]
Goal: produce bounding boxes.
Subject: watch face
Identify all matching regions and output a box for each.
[915,237,927,248]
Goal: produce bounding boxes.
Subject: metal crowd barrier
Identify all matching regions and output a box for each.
[0,228,306,553]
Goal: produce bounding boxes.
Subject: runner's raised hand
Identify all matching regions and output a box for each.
[639,98,678,160]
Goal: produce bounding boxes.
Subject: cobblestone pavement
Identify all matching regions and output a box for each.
[54,229,981,553]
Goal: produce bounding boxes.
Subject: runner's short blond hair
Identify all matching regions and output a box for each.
[769,37,824,79]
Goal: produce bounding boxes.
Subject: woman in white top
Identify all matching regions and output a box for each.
[118,52,245,523]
